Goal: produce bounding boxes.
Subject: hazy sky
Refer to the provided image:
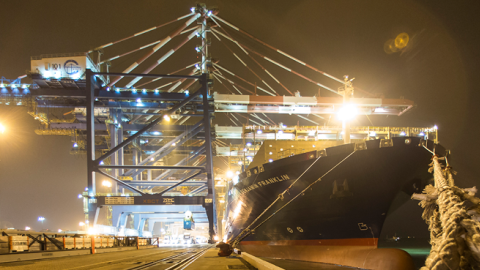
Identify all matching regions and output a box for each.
[1,0,479,236]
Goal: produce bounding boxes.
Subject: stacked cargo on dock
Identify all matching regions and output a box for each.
[0,236,8,254]
[28,237,42,252]
[74,237,85,249]
[83,237,92,249]
[64,237,75,250]
[94,237,102,249]
[0,236,29,253]
[45,236,63,251]
[106,237,114,248]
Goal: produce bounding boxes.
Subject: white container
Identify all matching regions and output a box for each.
[94,237,101,248]
[107,238,114,248]
[74,237,84,249]
[100,238,107,248]
[83,238,92,248]
[9,236,28,252]
[64,237,75,250]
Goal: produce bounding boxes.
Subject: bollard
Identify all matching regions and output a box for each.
[91,237,95,254]
[136,237,139,249]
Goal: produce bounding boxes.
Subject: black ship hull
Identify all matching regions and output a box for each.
[225,137,444,269]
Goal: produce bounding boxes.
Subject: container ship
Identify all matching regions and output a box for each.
[223,128,445,270]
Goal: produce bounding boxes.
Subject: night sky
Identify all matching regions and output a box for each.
[1,0,479,237]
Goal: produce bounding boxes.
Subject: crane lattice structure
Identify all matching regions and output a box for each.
[0,4,416,239]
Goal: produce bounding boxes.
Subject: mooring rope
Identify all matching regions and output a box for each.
[231,150,356,247]
[412,153,480,269]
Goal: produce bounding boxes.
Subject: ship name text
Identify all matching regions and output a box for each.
[240,174,290,195]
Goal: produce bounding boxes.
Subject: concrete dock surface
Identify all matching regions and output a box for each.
[0,245,359,270]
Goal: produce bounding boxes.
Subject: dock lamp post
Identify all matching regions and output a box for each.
[79,222,86,232]
[38,216,45,227]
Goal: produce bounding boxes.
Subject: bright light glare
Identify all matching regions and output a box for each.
[214,235,219,241]
[257,129,262,134]
[232,175,239,185]
[79,222,85,226]
[102,180,112,187]
[78,194,82,199]
[400,131,406,136]
[233,201,243,219]
[419,132,425,136]
[246,142,252,147]
[0,123,5,133]
[25,226,31,230]
[374,107,387,113]
[226,170,234,178]
[369,132,376,137]
[337,104,358,121]
[58,229,62,233]
[163,115,171,121]
[38,216,45,222]
[88,227,97,235]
